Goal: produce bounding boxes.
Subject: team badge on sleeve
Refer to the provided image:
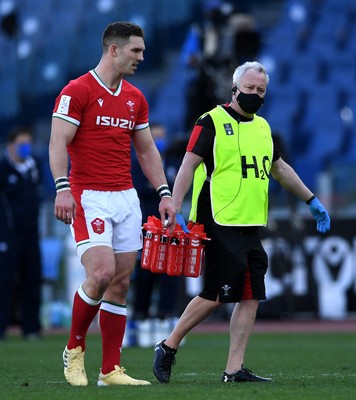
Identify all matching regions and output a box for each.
[57,95,71,115]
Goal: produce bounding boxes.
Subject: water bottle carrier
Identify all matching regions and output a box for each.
[141,216,210,277]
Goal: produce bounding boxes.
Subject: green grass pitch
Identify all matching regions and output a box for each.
[0,330,355,400]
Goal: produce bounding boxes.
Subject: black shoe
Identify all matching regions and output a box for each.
[153,340,177,383]
[222,365,272,383]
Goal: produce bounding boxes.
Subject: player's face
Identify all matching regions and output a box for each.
[238,69,267,97]
[115,36,145,75]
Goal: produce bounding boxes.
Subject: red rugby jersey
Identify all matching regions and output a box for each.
[52,70,149,191]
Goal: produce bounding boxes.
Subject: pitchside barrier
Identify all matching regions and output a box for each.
[258,217,356,320]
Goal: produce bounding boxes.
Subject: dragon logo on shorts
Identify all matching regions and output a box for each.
[91,218,105,234]
[221,284,231,297]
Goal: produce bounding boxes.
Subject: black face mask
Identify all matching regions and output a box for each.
[236,91,264,114]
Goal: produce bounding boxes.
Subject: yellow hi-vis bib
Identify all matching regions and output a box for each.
[189,106,273,226]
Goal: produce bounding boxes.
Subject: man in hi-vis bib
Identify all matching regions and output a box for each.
[153,61,330,384]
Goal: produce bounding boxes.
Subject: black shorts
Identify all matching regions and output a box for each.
[199,223,268,303]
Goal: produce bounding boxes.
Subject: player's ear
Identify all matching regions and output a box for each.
[110,43,118,56]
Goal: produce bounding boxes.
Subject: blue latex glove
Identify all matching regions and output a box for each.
[309,197,331,233]
[176,213,190,233]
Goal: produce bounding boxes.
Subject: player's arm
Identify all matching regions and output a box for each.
[132,126,176,229]
[49,117,77,224]
[271,157,330,233]
[132,126,167,188]
[172,151,203,213]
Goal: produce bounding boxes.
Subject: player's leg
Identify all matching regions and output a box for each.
[63,190,116,386]
[222,240,271,383]
[225,299,259,372]
[166,296,219,349]
[222,298,271,382]
[99,250,135,373]
[68,245,115,350]
[153,296,220,383]
[97,251,150,386]
[97,189,150,386]
[64,245,114,386]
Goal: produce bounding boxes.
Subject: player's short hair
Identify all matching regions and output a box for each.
[102,21,144,51]
[232,61,269,87]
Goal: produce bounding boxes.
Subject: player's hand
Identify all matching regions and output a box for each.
[176,213,190,233]
[54,190,77,225]
[159,196,176,232]
[309,197,330,233]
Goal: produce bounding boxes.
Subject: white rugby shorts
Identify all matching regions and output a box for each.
[70,188,143,258]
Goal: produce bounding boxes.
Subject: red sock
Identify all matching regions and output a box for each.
[99,302,127,374]
[67,286,101,351]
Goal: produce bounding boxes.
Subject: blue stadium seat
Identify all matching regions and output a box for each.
[312,10,348,40]
[292,157,322,192]
[327,54,356,96]
[261,95,298,154]
[149,52,186,136]
[0,34,17,79]
[323,0,354,13]
[287,54,322,91]
[333,120,356,163]
[0,80,19,118]
[305,118,344,161]
[264,24,299,57]
[20,0,52,19]
[32,41,71,96]
[300,84,337,111]
[70,9,115,76]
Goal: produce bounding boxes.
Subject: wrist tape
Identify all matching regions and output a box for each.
[157,184,172,198]
[55,177,71,193]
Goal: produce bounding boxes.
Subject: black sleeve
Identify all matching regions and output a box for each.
[187,113,215,158]
[272,136,281,162]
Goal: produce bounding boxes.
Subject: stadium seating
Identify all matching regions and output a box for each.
[257,0,356,194]
[0,79,19,117]
[0,0,355,195]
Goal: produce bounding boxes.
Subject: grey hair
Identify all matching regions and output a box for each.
[232,61,269,87]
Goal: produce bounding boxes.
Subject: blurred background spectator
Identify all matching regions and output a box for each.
[0,126,43,340]
[1,0,356,327]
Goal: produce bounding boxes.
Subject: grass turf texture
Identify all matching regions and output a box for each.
[0,331,355,400]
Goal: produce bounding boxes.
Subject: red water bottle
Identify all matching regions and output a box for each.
[183,222,209,278]
[150,227,168,273]
[166,225,185,276]
[141,216,162,270]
